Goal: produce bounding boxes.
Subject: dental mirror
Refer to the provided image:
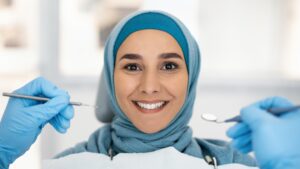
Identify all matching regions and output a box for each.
[201,113,223,123]
[201,113,241,123]
[201,105,300,124]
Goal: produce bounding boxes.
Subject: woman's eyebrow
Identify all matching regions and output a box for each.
[119,52,183,61]
[119,53,142,61]
[159,53,183,60]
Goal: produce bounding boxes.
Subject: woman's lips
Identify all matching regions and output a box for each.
[132,100,169,114]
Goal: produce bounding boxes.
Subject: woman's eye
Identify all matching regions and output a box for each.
[124,64,141,71]
[162,62,178,71]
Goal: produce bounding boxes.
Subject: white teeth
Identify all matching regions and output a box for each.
[136,101,165,110]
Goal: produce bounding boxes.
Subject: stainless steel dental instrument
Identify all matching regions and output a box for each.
[201,105,300,123]
[2,92,98,109]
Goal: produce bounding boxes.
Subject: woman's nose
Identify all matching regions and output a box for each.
[138,70,161,94]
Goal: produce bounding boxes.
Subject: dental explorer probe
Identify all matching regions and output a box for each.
[201,105,300,123]
[2,92,98,109]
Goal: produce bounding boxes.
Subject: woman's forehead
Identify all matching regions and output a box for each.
[116,29,184,59]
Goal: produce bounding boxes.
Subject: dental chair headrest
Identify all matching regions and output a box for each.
[95,70,114,123]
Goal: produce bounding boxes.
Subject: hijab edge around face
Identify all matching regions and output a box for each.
[104,10,201,125]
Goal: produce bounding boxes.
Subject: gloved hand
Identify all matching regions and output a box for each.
[0,77,74,168]
[227,96,300,169]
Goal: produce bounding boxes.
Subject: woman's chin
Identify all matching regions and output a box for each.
[134,121,168,134]
[139,127,161,134]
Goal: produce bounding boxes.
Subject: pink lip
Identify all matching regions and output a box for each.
[132,101,169,114]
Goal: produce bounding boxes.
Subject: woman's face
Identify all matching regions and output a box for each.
[114,29,188,134]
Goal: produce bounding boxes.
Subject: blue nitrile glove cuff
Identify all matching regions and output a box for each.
[0,152,9,169]
[0,121,40,167]
[0,144,10,169]
[0,123,16,169]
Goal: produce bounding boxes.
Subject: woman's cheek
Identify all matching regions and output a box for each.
[162,74,187,96]
[118,73,140,95]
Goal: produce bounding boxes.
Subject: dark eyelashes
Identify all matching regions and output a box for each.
[123,63,141,71]
[162,62,179,71]
[122,62,179,72]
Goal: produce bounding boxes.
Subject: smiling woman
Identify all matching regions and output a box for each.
[114,30,188,134]
[54,10,256,167]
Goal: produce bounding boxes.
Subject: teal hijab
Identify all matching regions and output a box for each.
[56,10,256,166]
[105,11,201,156]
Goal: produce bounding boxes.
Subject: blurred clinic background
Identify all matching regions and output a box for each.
[1,0,300,168]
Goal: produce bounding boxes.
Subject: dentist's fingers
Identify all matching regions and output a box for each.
[238,143,253,154]
[15,77,66,98]
[49,115,71,133]
[231,133,252,150]
[59,105,74,120]
[240,105,275,131]
[259,96,294,110]
[227,123,251,139]
[28,94,70,121]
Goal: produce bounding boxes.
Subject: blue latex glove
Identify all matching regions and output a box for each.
[227,96,300,169]
[0,77,74,168]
